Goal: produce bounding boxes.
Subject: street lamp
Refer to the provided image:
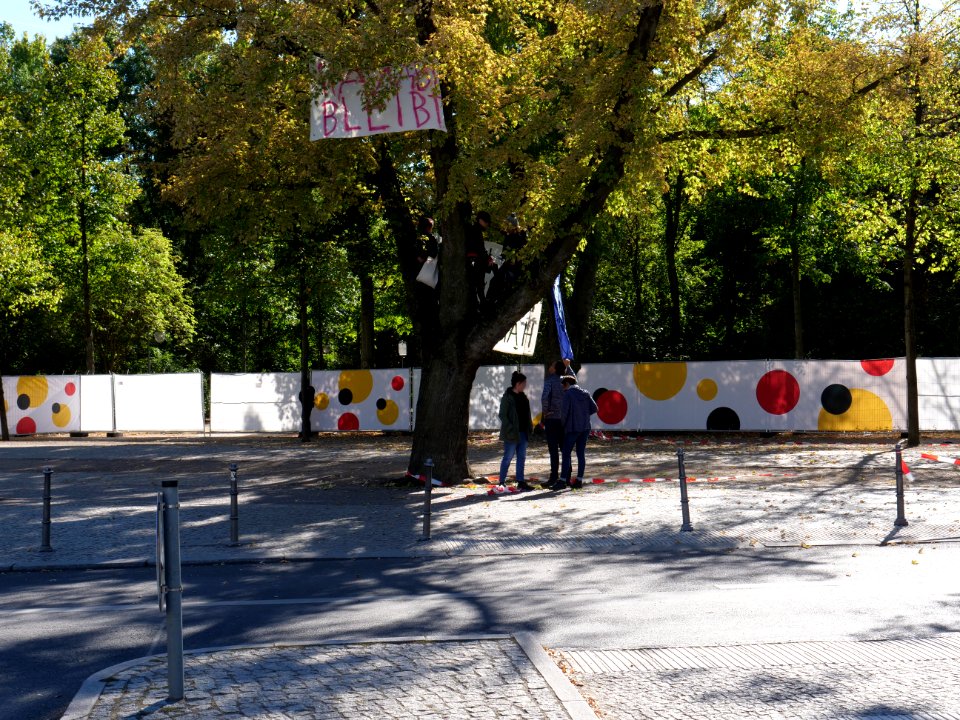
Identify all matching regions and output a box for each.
[398,340,408,368]
[148,331,165,373]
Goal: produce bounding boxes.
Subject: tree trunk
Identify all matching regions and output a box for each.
[80,119,94,374]
[568,228,602,358]
[903,53,923,447]
[542,287,559,364]
[663,171,684,354]
[358,272,375,369]
[298,258,313,441]
[408,354,478,482]
[788,169,804,359]
[0,365,8,441]
[903,179,920,446]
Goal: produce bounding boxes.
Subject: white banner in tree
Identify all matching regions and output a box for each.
[495,302,542,356]
[311,65,446,140]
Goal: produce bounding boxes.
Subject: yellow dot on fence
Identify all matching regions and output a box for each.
[314,392,330,410]
[817,389,892,431]
[16,376,49,407]
[633,362,687,401]
[377,399,400,425]
[339,370,374,404]
[697,378,718,401]
[52,404,72,428]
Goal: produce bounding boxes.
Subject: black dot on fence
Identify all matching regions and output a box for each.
[821,384,852,415]
[707,407,740,431]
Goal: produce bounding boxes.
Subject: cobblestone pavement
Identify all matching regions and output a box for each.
[3,433,960,719]
[558,636,960,719]
[68,636,589,720]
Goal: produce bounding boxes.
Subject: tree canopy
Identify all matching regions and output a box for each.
[5,1,960,454]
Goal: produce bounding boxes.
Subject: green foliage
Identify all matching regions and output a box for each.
[80,226,195,372]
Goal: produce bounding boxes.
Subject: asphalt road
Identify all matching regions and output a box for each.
[3,543,958,720]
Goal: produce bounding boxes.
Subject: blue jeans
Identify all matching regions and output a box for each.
[499,432,528,484]
[561,429,589,481]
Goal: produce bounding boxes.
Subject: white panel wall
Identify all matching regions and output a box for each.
[14,357,960,436]
[211,370,413,433]
[918,358,960,431]
[113,373,204,432]
[210,373,300,432]
[469,365,543,430]
[78,374,114,432]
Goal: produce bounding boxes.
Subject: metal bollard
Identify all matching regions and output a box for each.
[677,448,693,532]
[159,479,184,701]
[228,463,240,545]
[894,443,908,527]
[421,458,434,541]
[40,467,53,552]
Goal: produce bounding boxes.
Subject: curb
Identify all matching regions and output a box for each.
[60,633,593,720]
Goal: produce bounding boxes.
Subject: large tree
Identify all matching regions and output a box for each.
[836,0,960,445]
[47,0,899,480]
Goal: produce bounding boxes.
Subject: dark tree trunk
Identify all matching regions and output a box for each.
[568,228,603,359]
[298,258,313,441]
[542,287,559,364]
[663,171,684,354]
[0,364,8,441]
[359,272,375,369]
[904,179,920,446]
[903,57,924,447]
[787,164,805,359]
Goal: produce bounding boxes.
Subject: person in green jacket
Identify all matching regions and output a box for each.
[498,371,534,491]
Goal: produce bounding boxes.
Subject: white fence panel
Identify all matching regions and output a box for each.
[78,374,114,432]
[918,358,960,431]
[114,373,204,432]
[210,373,300,432]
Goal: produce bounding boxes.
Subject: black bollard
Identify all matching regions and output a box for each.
[894,443,908,527]
[421,458,434,541]
[677,448,693,532]
[228,463,240,545]
[40,467,53,552]
[159,480,184,701]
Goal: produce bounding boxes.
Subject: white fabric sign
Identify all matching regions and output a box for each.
[494,303,542,356]
[311,65,446,140]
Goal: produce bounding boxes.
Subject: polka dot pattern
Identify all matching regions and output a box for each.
[310,369,410,431]
[5,376,80,435]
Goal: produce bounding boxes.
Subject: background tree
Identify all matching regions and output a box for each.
[0,230,62,440]
[837,0,960,445]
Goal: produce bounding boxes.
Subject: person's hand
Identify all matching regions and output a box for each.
[563,358,572,367]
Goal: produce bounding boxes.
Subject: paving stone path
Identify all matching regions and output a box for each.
[3,433,960,719]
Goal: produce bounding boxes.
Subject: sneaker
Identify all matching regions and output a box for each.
[548,480,566,491]
[570,478,583,489]
[516,481,535,492]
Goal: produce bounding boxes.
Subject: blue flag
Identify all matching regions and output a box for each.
[551,275,574,361]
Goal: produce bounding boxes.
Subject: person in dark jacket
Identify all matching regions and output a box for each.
[498,370,534,491]
[541,358,577,490]
[465,210,494,310]
[560,374,598,489]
